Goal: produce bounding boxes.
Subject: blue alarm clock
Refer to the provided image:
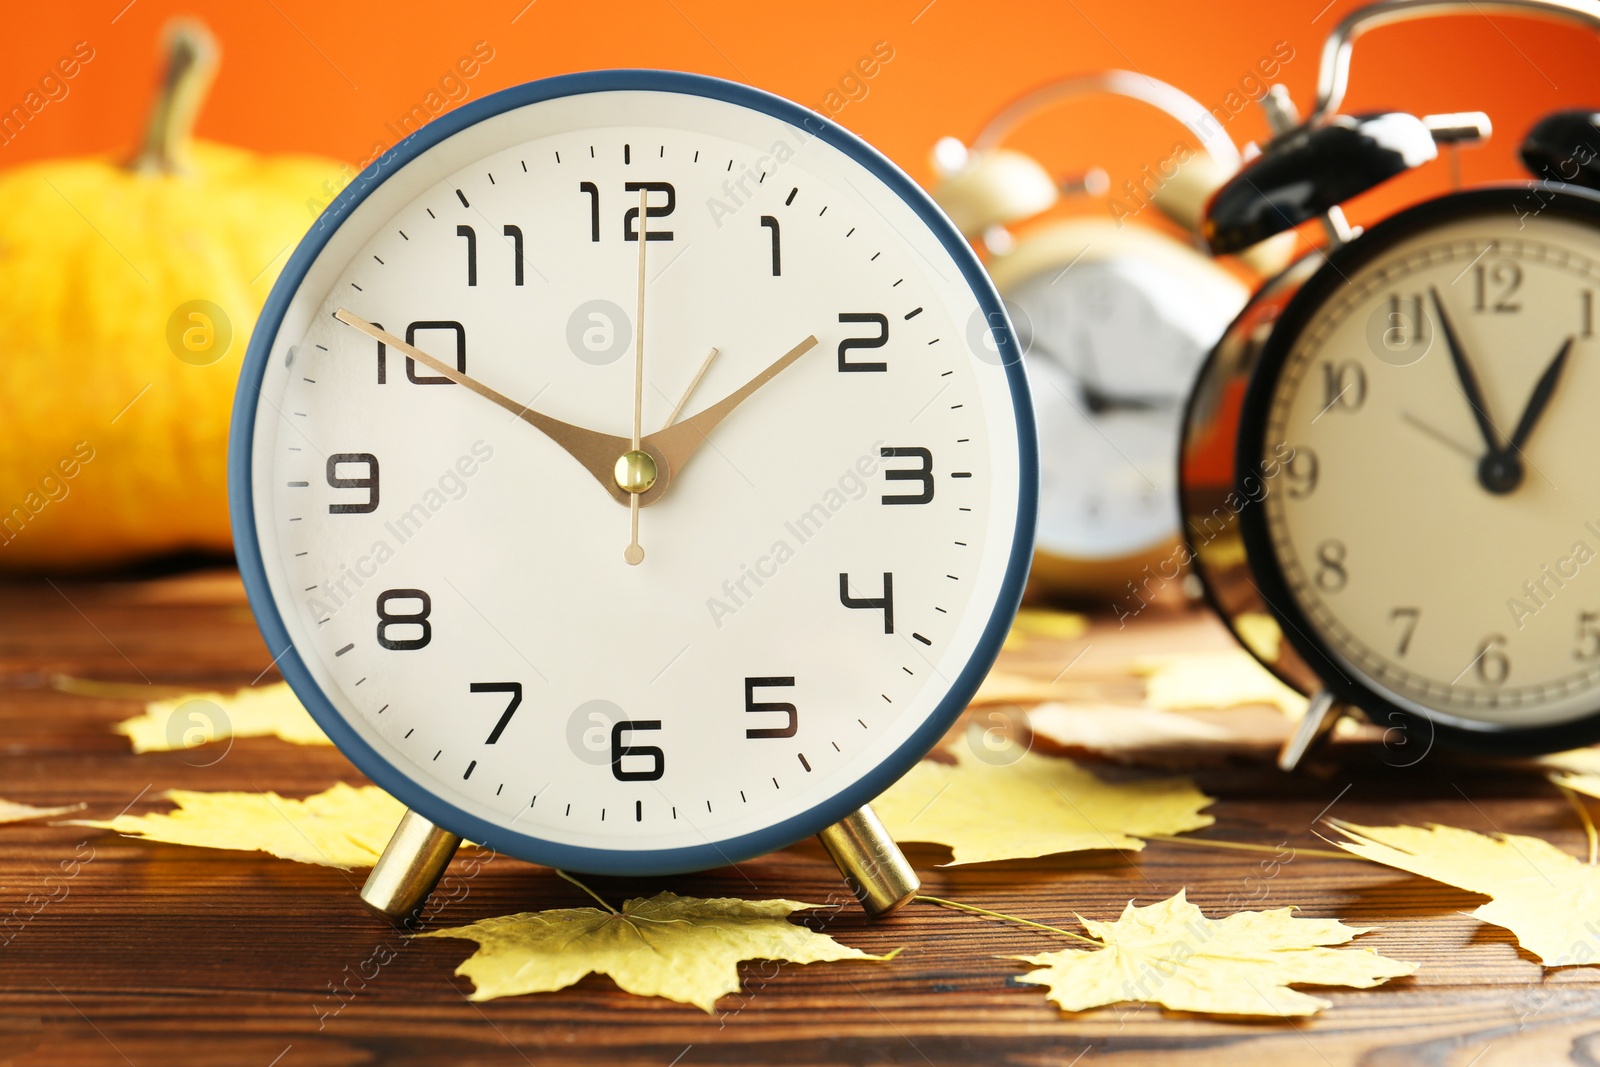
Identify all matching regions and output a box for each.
[230,70,1036,917]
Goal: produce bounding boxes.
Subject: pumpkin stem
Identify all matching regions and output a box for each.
[128,19,219,174]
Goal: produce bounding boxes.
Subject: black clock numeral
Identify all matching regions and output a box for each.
[760,215,781,276]
[1577,611,1600,662]
[459,225,523,285]
[839,572,894,633]
[1582,290,1594,339]
[611,720,664,781]
[581,181,677,241]
[469,681,523,745]
[1319,361,1367,413]
[326,453,379,514]
[1284,447,1319,500]
[1473,260,1523,313]
[376,321,466,385]
[838,313,889,372]
[1390,607,1420,657]
[1381,292,1427,351]
[457,224,477,286]
[579,181,600,242]
[376,589,432,651]
[1475,634,1510,686]
[623,181,675,241]
[1314,540,1347,593]
[744,677,797,739]
[881,446,934,505]
[504,225,525,286]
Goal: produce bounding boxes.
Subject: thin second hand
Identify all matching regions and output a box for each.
[662,347,721,430]
[626,186,648,566]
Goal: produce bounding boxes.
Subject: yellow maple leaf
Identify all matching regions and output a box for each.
[1330,820,1600,966]
[1011,890,1415,1016]
[1234,611,1283,662]
[69,783,403,868]
[873,746,1213,865]
[1135,650,1308,720]
[420,891,893,1010]
[1540,747,1600,777]
[0,798,81,824]
[114,681,330,752]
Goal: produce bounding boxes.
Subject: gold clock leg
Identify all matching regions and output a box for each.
[817,804,919,918]
[360,809,462,921]
[1278,689,1346,772]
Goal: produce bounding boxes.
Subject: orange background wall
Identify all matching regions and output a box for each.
[6,0,1599,236]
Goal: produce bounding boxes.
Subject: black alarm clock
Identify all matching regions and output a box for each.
[1180,0,1600,769]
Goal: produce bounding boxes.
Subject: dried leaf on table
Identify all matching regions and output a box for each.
[1539,747,1600,777]
[69,782,402,868]
[1135,650,1308,720]
[420,891,894,1010]
[1027,701,1277,762]
[0,798,82,824]
[1551,771,1600,802]
[971,671,1089,708]
[1329,820,1600,966]
[114,681,330,752]
[1011,890,1415,1016]
[1003,608,1089,649]
[873,746,1213,865]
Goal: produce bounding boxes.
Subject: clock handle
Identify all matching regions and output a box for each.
[1278,690,1348,772]
[816,805,920,918]
[361,809,463,921]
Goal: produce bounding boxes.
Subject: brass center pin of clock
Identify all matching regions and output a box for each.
[614,449,658,494]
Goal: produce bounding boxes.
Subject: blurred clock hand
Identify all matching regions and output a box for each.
[1429,287,1503,456]
[641,335,819,481]
[334,309,636,504]
[1035,336,1177,415]
[1080,382,1179,415]
[1400,410,1477,460]
[1506,336,1574,455]
[1471,335,1574,496]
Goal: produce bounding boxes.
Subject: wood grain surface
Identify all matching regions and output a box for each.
[1,569,1596,1067]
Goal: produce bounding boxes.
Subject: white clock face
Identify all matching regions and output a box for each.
[1007,253,1243,561]
[1255,202,1600,731]
[241,81,1028,870]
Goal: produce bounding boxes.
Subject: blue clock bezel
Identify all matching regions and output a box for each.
[228,68,1037,876]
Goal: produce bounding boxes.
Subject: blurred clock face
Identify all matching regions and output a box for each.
[237,76,1032,873]
[1006,255,1244,562]
[1248,196,1600,732]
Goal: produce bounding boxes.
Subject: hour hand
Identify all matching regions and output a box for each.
[333,310,636,504]
[1507,336,1574,454]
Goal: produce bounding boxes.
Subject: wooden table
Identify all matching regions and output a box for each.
[1,569,1595,1067]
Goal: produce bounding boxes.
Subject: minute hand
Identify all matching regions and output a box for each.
[641,335,819,489]
[1429,287,1502,453]
[334,309,635,504]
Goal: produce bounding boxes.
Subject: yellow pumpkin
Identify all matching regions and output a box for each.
[0,20,346,570]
